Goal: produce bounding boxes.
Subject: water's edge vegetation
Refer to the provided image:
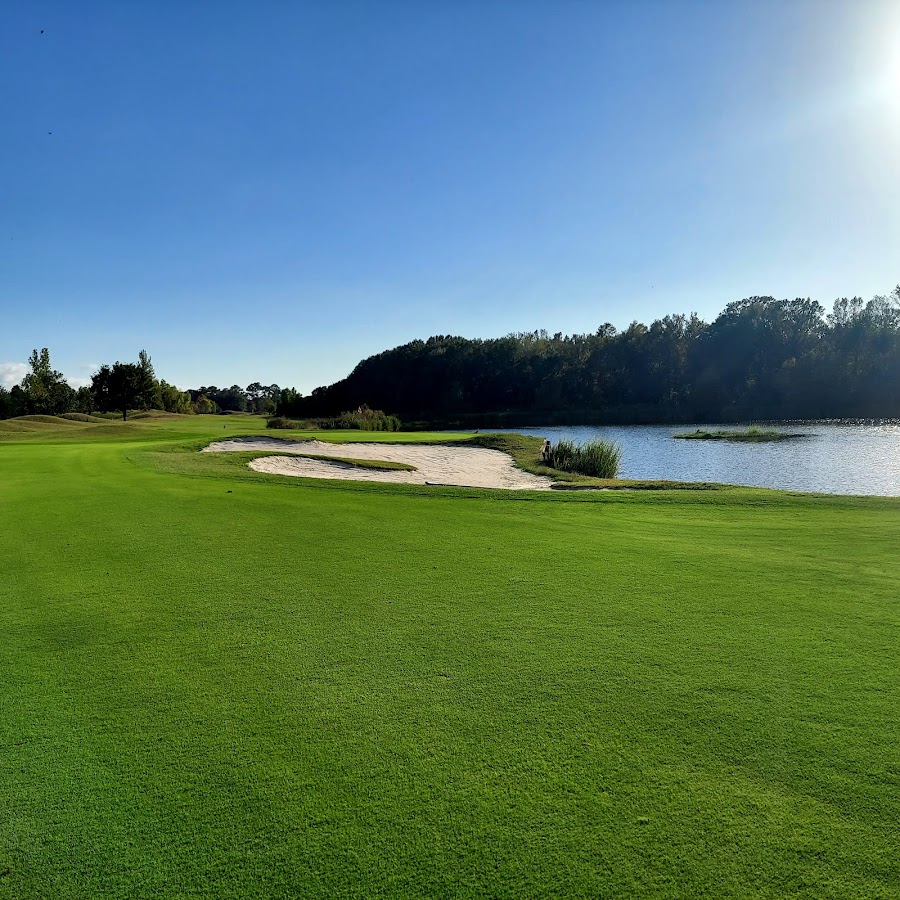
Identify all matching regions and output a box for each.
[542,438,623,478]
[674,427,806,442]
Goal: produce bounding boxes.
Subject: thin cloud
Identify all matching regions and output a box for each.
[0,362,27,389]
[67,363,100,390]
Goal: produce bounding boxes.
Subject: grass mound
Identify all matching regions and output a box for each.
[59,412,108,423]
[0,415,89,431]
[130,410,188,419]
[675,426,807,442]
[11,414,83,426]
[88,409,187,421]
[296,453,416,472]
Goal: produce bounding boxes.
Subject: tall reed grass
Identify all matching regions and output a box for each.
[544,438,622,478]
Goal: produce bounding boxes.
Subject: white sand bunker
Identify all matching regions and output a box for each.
[203,437,554,490]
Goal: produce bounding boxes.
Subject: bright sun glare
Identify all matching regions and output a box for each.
[861,4,900,140]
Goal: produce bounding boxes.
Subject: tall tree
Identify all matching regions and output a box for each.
[91,362,155,420]
[75,386,95,414]
[136,350,157,410]
[155,380,192,414]
[20,348,75,415]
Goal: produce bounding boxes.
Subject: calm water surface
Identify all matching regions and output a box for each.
[490,423,900,496]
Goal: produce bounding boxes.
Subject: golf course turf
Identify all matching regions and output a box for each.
[1,415,898,898]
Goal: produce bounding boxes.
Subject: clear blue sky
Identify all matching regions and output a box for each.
[2,0,898,392]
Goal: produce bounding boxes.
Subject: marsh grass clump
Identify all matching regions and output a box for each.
[544,438,622,479]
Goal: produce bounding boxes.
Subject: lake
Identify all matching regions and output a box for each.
[490,422,900,496]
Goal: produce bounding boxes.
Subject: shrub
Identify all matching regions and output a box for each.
[266,408,402,431]
[321,407,401,431]
[544,438,621,479]
[266,416,300,429]
[336,406,401,431]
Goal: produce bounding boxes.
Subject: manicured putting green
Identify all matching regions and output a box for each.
[0,414,898,898]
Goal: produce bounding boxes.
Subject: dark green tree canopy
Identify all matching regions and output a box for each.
[18,348,75,415]
[281,290,900,425]
[91,361,155,421]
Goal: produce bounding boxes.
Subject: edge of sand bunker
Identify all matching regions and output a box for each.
[203,437,555,490]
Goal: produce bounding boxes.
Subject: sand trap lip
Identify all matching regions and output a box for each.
[203,437,554,490]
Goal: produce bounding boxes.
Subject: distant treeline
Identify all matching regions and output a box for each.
[279,291,900,425]
[0,349,174,421]
[186,384,281,415]
[0,349,281,420]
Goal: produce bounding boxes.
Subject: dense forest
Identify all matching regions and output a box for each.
[280,291,900,425]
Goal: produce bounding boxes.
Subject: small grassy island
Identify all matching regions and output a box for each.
[294,453,416,471]
[674,426,807,442]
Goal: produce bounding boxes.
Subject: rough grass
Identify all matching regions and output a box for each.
[3,414,85,427]
[59,412,109,423]
[87,409,190,421]
[0,416,898,898]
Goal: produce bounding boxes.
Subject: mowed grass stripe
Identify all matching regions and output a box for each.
[0,416,898,898]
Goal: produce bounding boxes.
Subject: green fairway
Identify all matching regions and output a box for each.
[1,415,898,898]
